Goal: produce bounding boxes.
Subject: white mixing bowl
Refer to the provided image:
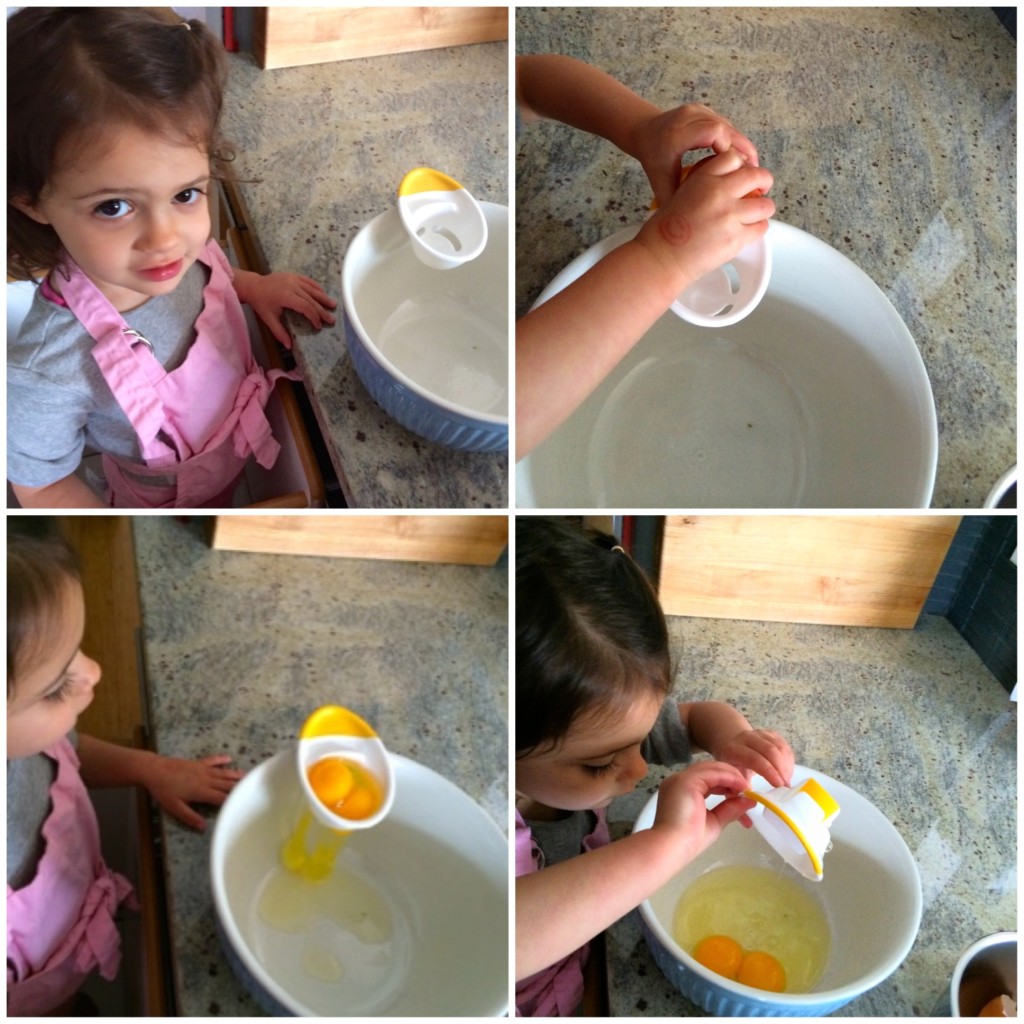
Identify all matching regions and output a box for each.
[211,750,508,1016]
[634,765,922,1016]
[343,202,508,452]
[516,221,937,507]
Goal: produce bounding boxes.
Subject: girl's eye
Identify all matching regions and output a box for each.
[582,761,615,777]
[174,187,206,206]
[44,675,75,702]
[93,198,132,220]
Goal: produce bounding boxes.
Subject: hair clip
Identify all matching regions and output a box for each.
[610,545,626,554]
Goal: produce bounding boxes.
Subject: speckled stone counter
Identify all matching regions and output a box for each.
[604,613,1016,1016]
[222,44,508,508]
[516,8,1015,508]
[131,517,507,1015]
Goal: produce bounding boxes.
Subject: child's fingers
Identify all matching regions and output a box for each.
[686,758,752,796]
[166,799,206,831]
[199,754,237,768]
[298,277,339,308]
[738,195,776,225]
[730,164,774,199]
[710,129,759,168]
[261,313,293,349]
[290,295,337,330]
[734,730,794,788]
[709,794,756,830]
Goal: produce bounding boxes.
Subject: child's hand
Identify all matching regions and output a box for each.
[632,103,761,209]
[635,148,775,289]
[717,728,795,790]
[240,271,338,349]
[140,754,244,831]
[651,760,756,861]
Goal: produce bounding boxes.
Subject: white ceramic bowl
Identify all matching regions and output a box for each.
[516,221,937,507]
[211,750,508,1016]
[343,202,508,452]
[634,765,922,1016]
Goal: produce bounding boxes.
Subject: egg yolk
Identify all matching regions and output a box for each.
[692,936,787,992]
[693,935,744,980]
[738,951,787,993]
[308,757,383,820]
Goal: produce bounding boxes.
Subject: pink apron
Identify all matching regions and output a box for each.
[57,240,296,508]
[7,737,135,1016]
[514,807,611,1016]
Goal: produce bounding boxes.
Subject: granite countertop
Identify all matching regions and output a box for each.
[131,518,508,1015]
[222,44,508,509]
[604,613,1016,1016]
[516,8,1015,508]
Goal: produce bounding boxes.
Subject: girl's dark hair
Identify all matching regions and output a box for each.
[7,8,233,279]
[516,517,672,757]
[7,519,82,696]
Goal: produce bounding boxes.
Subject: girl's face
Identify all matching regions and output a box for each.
[13,122,212,313]
[7,579,102,760]
[517,691,663,813]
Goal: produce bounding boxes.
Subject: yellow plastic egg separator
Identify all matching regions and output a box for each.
[397,167,488,270]
[283,706,396,880]
[742,776,840,882]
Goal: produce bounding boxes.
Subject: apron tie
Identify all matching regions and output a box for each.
[72,872,135,980]
[233,371,285,468]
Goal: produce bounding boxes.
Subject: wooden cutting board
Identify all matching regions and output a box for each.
[210,515,507,565]
[659,515,961,628]
[254,7,508,69]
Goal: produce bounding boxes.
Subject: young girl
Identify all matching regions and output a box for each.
[7,9,337,508]
[515,55,775,458]
[7,522,244,1015]
[515,517,795,1015]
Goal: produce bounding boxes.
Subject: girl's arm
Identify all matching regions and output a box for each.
[11,475,108,509]
[517,824,679,980]
[77,734,243,831]
[679,701,795,788]
[517,54,661,158]
[516,54,760,207]
[516,761,752,980]
[516,237,685,459]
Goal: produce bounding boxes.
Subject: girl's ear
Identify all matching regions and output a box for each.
[10,194,51,225]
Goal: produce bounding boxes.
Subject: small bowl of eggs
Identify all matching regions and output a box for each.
[211,749,508,1016]
[633,765,922,1016]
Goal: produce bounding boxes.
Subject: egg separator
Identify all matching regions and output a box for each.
[651,155,771,328]
[398,167,488,270]
[742,775,840,882]
[282,705,395,880]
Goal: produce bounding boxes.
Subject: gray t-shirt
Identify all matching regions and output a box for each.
[7,263,207,487]
[527,699,691,867]
[6,731,78,890]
